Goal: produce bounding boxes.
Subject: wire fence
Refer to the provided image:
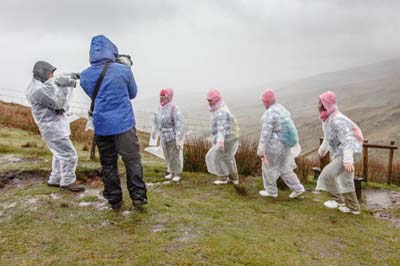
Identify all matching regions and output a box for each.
[0,88,235,138]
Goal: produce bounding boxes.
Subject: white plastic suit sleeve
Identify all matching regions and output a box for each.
[259,111,274,146]
[54,75,77,88]
[36,83,67,110]
[257,143,266,157]
[150,111,160,146]
[173,105,185,143]
[216,111,227,143]
[318,121,329,157]
[318,138,329,157]
[343,148,354,165]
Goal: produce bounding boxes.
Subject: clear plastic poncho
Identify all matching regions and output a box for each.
[150,102,185,144]
[25,75,76,141]
[258,103,300,179]
[319,112,362,163]
[316,112,363,194]
[206,102,240,176]
[209,102,240,144]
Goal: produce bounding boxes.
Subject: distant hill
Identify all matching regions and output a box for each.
[134,58,400,152]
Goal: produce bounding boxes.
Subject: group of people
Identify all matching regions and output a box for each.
[25,35,363,215]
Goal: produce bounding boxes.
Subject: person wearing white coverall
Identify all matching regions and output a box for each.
[151,88,185,182]
[257,89,305,198]
[205,88,240,185]
[316,91,363,215]
[25,61,84,192]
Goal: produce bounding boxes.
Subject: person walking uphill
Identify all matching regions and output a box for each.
[257,89,305,198]
[205,88,240,185]
[26,61,84,192]
[316,91,363,215]
[150,88,185,182]
[80,35,147,210]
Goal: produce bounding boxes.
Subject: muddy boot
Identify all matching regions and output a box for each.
[61,182,85,192]
[133,198,147,210]
[111,202,122,211]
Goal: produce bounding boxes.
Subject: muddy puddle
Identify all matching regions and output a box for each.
[363,189,400,211]
[0,168,101,189]
[363,189,400,228]
[0,154,44,165]
[77,188,109,210]
[0,170,48,188]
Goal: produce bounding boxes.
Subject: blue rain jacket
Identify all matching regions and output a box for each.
[80,35,137,136]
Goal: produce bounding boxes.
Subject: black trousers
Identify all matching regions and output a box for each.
[95,128,147,205]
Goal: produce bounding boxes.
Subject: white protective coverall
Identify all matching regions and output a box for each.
[25,61,78,186]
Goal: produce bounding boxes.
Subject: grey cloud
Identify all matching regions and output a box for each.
[0,0,179,34]
[0,0,400,102]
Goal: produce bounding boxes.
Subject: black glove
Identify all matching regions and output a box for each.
[55,109,65,115]
[70,73,80,80]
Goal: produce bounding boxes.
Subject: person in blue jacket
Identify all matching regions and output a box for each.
[80,35,147,210]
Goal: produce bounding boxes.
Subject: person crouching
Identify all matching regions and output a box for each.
[316,91,363,215]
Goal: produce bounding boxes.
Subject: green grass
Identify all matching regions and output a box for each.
[1,128,400,266]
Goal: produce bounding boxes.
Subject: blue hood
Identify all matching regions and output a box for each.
[89,35,118,64]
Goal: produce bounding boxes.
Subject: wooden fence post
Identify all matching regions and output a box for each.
[387,141,395,185]
[363,140,369,182]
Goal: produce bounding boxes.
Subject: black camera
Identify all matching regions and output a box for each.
[116,54,133,67]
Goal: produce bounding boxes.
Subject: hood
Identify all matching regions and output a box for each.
[160,88,174,106]
[33,61,56,83]
[89,35,118,64]
[261,89,276,109]
[319,90,338,115]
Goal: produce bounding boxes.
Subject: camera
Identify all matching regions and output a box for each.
[116,54,133,67]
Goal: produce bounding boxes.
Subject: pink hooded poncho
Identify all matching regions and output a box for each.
[261,89,276,109]
[319,91,363,143]
[160,88,174,106]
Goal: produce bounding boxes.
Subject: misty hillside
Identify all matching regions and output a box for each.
[134,58,400,151]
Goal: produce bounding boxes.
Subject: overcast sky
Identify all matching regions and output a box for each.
[0,0,399,104]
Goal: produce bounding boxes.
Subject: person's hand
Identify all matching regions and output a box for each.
[70,73,80,80]
[344,163,354,173]
[176,138,184,150]
[318,147,326,158]
[176,143,183,150]
[257,143,265,157]
[216,141,224,151]
[261,154,269,166]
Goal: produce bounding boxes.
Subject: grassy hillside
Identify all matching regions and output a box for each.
[1,127,400,266]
